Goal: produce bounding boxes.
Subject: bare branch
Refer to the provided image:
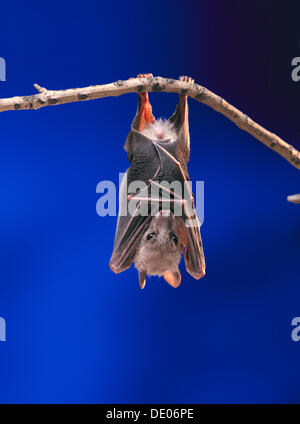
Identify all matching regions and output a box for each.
[0,76,299,170]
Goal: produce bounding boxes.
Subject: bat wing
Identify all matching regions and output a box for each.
[152,142,206,280]
[109,170,150,273]
[178,215,205,280]
[109,214,152,274]
[109,163,161,274]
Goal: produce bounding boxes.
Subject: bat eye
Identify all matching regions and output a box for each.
[147,232,156,241]
[170,233,178,245]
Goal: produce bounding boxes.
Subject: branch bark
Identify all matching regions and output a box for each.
[0,76,300,170]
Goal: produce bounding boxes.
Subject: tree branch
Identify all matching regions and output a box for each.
[0,76,300,170]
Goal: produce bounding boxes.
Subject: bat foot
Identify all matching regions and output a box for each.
[136,74,153,99]
[137,73,153,79]
[179,75,194,84]
[135,75,155,130]
[129,73,153,81]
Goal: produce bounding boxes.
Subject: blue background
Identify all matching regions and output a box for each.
[0,0,300,404]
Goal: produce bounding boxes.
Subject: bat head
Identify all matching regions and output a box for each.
[134,210,182,289]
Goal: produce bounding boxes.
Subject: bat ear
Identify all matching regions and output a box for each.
[139,270,147,290]
[163,270,181,288]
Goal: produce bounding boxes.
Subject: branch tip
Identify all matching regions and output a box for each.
[33,84,47,93]
[287,194,300,204]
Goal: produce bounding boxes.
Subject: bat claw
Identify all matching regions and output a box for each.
[137,73,153,79]
[179,75,194,84]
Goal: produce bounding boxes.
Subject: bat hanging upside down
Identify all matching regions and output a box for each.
[109,74,205,289]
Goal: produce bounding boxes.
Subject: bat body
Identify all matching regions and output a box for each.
[109,75,205,288]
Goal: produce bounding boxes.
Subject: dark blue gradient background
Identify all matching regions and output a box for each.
[0,0,300,404]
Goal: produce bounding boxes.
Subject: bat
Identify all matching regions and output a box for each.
[109,74,205,289]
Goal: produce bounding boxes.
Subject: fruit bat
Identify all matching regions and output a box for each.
[109,74,205,289]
